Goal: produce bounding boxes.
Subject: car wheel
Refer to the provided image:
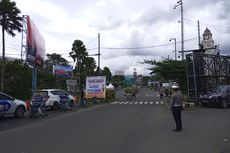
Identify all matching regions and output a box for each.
[221,99,228,109]
[70,100,74,107]
[52,102,59,111]
[15,106,25,118]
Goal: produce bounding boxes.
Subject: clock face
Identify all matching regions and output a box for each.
[205,35,209,39]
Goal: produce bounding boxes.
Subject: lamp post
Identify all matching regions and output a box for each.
[174,0,184,60]
[169,38,177,60]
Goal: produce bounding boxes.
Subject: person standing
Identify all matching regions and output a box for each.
[170,86,184,132]
[131,88,136,99]
[159,88,164,99]
[80,89,86,107]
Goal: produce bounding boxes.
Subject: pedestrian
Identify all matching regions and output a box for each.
[131,88,136,99]
[159,88,164,99]
[170,85,184,132]
[80,89,86,107]
[59,94,68,111]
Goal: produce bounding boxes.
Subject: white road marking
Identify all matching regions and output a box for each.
[119,102,125,104]
[156,101,159,104]
[139,102,143,104]
[129,102,133,104]
[111,102,119,104]
[144,102,148,104]
[160,102,164,104]
[124,102,129,104]
[135,102,139,104]
[150,102,154,104]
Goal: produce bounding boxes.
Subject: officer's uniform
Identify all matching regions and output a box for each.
[170,87,183,132]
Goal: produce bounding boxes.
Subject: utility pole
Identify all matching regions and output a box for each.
[174,0,184,60]
[197,20,201,49]
[98,33,101,75]
[170,38,177,60]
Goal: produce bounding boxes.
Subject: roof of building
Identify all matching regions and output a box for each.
[204,27,212,35]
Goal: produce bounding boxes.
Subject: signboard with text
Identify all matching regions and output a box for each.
[86,76,106,99]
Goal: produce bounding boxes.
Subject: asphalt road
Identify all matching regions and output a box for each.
[0,87,230,153]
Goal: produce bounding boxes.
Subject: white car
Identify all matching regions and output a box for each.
[0,92,27,117]
[32,89,75,110]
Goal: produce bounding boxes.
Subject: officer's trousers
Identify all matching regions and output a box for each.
[172,106,182,130]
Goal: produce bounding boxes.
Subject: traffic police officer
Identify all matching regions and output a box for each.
[170,85,184,132]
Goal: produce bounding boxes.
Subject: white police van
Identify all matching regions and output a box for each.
[0,92,27,117]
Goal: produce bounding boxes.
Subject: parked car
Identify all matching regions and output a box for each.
[31,89,75,110]
[0,92,27,117]
[200,85,230,108]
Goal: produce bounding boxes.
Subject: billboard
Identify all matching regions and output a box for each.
[26,16,46,68]
[86,76,106,99]
[53,65,73,78]
[66,80,77,93]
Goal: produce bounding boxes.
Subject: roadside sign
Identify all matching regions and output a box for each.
[66,79,77,93]
[86,76,106,99]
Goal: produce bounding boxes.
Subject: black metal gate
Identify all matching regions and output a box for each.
[186,53,230,102]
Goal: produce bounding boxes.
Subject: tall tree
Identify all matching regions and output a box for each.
[101,67,112,81]
[0,0,22,92]
[82,57,96,76]
[69,40,88,63]
[69,40,88,89]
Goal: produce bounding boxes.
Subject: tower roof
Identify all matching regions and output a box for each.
[204,27,212,35]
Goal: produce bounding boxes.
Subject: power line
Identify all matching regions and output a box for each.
[184,18,230,29]
[85,37,98,46]
[100,37,197,50]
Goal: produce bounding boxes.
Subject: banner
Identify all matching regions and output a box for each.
[86,76,106,99]
[53,65,73,78]
[66,79,77,93]
[26,16,46,68]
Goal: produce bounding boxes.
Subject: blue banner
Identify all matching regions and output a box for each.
[53,65,73,78]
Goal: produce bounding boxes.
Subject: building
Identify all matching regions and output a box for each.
[202,28,217,55]
[115,71,125,76]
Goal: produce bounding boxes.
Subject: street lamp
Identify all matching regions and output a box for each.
[174,0,184,60]
[169,38,177,60]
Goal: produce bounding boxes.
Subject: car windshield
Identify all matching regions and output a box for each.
[212,86,224,92]
[219,86,228,92]
[33,91,48,97]
[50,90,66,95]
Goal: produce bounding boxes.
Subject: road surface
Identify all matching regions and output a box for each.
[0,87,229,153]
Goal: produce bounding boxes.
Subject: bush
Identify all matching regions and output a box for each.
[124,87,138,94]
[106,89,116,100]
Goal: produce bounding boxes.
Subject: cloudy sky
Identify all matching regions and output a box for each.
[1,0,230,75]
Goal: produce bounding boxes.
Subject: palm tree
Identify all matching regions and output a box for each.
[69,39,88,89]
[82,57,96,76]
[0,0,22,92]
[70,40,88,63]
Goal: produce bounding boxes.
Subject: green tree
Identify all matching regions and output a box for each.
[82,57,96,76]
[3,60,32,100]
[46,53,69,66]
[0,0,22,92]
[45,53,70,73]
[111,75,125,87]
[142,76,150,86]
[69,40,88,89]
[101,67,112,82]
[145,59,187,92]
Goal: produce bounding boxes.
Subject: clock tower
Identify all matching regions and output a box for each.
[202,28,217,54]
